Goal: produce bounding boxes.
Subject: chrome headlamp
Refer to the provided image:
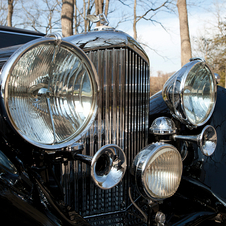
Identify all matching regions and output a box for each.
[162,59,217,129]
[132,143,182,200]
[0,35,98,149]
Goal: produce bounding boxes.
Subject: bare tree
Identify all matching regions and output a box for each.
[133,0,171,40]
[93,0,110,26]
[74,0,78,34]
[0,0,8,26]
[61,0,74,37]
[19,0,61,34]
[74,0,83,33]
[104,0,109,16]
[98,0,103,14]
[74,0,95,33]
[133,0,137,40]
[43,0,61,34]
[94,0,100,25]
[20,0,42,32]
[177,0,192,66]
[193,21,226,87]
[83,0,92,32]
[7,0,13,27]
[83,0,87,31]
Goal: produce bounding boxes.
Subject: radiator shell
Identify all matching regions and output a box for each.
[61,29,150,220]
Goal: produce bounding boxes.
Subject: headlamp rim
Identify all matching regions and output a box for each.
[180,61,217,127]
[163,59,217,129]
[134,143,182,201]
[0,36,99,150]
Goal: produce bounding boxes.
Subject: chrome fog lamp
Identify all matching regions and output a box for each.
[0,35,98,149]
[132,143,182,200]
[162,59,217,129]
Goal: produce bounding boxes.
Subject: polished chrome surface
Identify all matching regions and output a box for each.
[180,141,189,161]
[87,13,109,26]
[0,44,23,68]
[91,145,126,189]
[0,151,17,174]
[150,117,177,135]
[190,57,205,62]
[60,30,150,216]
[199,125,217,156]
[0,35,99,149]
[66,143,84,151]
[162,59,217,129]
[173,125,217,156]
[73,144,127,189]
[214,73,220,84]
[155,212,166,226]
[74,153,93,164]
[64,29,149,63]
[132,143,182,201]
[93,25,115,31]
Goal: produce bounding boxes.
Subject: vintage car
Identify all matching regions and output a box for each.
[0,15,226,226]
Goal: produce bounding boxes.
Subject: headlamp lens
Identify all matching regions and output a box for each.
[183,64,215,125]
[3,40,98,149]
[132,143,182,200]
[162,60,217,128]
[144,147,182,199]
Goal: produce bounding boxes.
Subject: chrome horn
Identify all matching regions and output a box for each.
[74,144,127,189]
[173,125,217,156]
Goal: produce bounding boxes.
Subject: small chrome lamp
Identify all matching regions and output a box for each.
[150,116,177,135]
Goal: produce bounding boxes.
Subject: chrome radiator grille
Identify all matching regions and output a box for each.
[60,47,149,219]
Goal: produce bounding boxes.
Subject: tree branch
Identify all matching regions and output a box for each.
[136,0,169,23]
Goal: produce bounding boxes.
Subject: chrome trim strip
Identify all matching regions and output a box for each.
[0,30,43,38]
[83,210,126,219]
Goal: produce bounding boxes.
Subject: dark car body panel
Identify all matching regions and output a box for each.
[0,25,44,48]
[149,86,226,225]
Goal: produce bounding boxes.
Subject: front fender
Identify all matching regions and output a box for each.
[149,87,226,204]
[149,86,226,224]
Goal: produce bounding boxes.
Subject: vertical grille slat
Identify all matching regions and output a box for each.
[145,63,149,145]
[97,50,103,150]
[130,51,134,169]
[60,47,149,219]
[124,49,129,206]
[119,49,125,150]
[137,56,141,155]
[134,54,137,159]
[113,49,118,146]
[141,59,145,148]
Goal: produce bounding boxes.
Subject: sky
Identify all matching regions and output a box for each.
[8,0,225,77]
[112,0,225,76]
